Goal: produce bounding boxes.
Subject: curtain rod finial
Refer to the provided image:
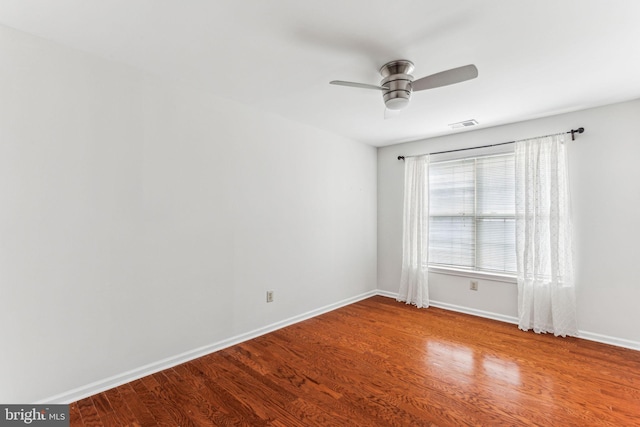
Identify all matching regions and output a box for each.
[398,156,405,161]
[570,127,585,141]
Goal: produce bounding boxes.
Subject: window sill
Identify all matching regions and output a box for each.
[428,266,517,284]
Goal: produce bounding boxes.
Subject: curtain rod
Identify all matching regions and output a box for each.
[397,127,584,160]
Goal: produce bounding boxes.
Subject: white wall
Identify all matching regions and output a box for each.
[378,99,640,347]
[0,25,377,403]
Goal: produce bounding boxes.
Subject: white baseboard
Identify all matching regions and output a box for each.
[375,291,519,324]
[577,330,640,351]
[375,291,640,352]
[375,289,400,299]
[37,290,378,404]
[38,289,640,403]
[429,300,520,325]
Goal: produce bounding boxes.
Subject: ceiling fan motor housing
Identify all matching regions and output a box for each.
[380,60,415,110]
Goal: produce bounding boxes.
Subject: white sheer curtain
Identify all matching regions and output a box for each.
[515,134,577,336]
[398,155,430,308]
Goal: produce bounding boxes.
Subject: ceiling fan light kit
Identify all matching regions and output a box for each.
[330,60,478,114]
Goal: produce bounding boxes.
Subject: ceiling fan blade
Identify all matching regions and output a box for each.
[412,64,478,92]
[330,80,389,91]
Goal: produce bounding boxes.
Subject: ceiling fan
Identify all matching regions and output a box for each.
[330,60,478,113]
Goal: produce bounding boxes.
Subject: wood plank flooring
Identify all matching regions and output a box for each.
[70,296,640,426]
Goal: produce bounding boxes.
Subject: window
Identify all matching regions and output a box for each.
[428,152,516,275]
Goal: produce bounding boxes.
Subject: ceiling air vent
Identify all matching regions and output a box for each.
[449,119,478,129]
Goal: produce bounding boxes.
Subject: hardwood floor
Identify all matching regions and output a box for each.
[70,296,640,426]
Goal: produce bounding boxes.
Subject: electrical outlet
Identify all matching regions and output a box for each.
[266,290,274,303]
[470,280,478,291]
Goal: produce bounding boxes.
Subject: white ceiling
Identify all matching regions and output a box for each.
[1,0,640,147]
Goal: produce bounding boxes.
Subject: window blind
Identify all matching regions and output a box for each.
[429,153,516,274]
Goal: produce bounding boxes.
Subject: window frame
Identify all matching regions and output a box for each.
[427,149,517,282]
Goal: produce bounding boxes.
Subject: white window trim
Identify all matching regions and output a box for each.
[428,265,517,284]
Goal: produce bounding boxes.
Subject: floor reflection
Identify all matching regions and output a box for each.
[425,341,522,391]
[426,341,475,384]
[482,355,521,386]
